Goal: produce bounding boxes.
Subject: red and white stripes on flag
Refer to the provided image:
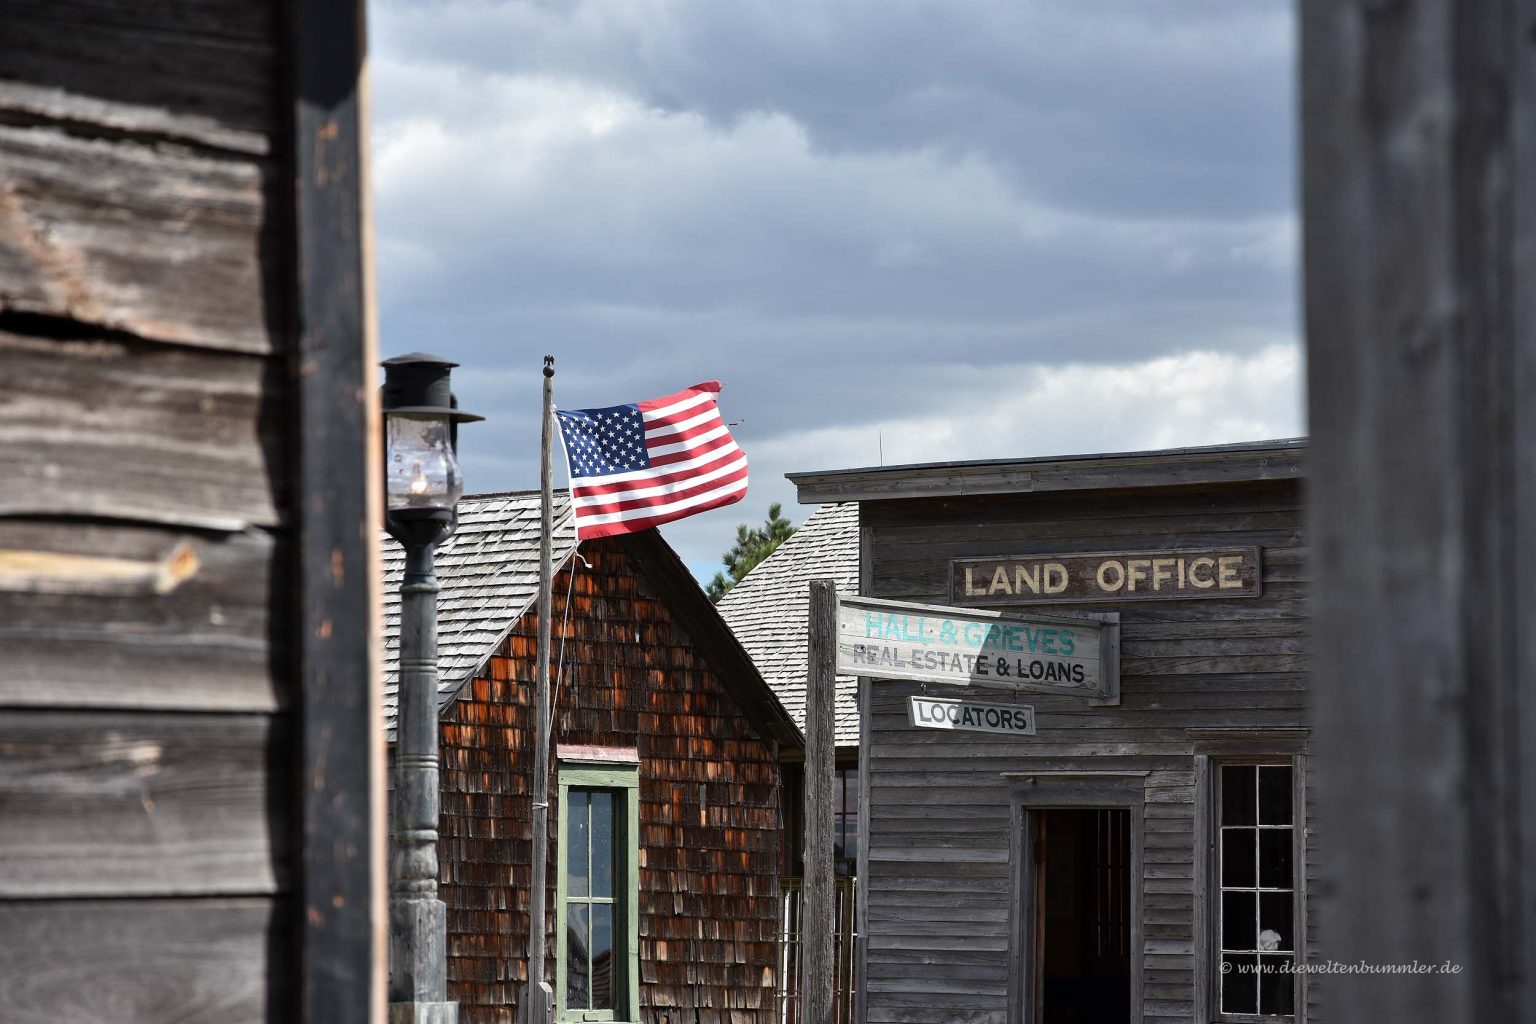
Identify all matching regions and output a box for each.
[554,381,748,540]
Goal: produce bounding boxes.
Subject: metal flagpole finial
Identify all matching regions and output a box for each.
[543,354,554,378]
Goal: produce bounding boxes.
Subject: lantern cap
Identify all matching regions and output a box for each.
[386,406,486,422]
[381,351,483,422]
[381,351,458,369]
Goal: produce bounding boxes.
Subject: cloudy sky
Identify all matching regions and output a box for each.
[369,0,1300,580]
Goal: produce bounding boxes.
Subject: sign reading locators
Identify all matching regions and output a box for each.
[909,696,1036,736]
[836,595,1119,701]
[950,547,1261,606]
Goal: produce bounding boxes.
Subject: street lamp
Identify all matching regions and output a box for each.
[382,353,481,1024]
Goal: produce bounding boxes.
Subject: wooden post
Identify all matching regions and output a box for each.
[293,0,383,1019]
[802,580,838,1024]
[1303,0,1536,1020]
[526,356,556,1024]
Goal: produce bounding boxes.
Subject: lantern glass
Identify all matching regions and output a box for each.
[386,413,463,511]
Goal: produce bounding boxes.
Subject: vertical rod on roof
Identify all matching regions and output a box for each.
[527,356,556,1024]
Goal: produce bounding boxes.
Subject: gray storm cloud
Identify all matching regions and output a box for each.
[368,0,1299,575]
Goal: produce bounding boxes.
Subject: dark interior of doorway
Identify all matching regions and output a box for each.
[1038,809,1131,1024]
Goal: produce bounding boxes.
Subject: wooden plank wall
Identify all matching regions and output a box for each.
[0,2,379,1021]
[437,538,783,1024]
[1303,0,1536,1021]
[857,480,1313,1024]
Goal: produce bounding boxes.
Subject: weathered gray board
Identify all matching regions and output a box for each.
[837,594,1120,702]
[815,471,1315,1024]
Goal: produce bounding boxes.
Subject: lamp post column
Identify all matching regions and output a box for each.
[381,351,478,1024]
[390,540,456,1024]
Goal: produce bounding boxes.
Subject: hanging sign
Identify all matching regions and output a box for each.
[909,696,1036,736]
[836,595,1119,701]
[950,546,1261,606]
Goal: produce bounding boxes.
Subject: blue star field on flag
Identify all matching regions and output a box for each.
[557,404,652,477]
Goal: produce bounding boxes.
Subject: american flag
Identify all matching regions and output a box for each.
[554,381,748,540]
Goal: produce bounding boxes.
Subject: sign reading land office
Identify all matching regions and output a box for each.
[836,595,1119,701]
[950,547,1261,606]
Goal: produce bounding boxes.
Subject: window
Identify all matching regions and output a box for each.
[833,766,858,877]
[1215,763,1297,1018]
[558,762,639,1023]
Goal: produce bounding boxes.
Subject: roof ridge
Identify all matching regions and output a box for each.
[787,436,1307,481]
[461,488,543,500]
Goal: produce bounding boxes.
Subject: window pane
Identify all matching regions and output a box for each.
[1259,954,1295,1015]
[1259,827,1294,889]
[567,790,589,898]
[1259,765,1293,825]
[591,903,615,1011]
[1221,954,1258,1014]
[1221,828,1257,889]
[839,769,857,814]
[591,790,614,900]
[566,903,590,1010]
[1222,765,1256,826]
[1260,890,1294,951]
[1222,890,1257,951]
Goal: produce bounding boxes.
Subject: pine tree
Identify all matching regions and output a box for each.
[706,503,796,602]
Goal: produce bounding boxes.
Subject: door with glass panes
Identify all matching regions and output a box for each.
[558,763,639,1023]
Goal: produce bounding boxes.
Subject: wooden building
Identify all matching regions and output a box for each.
[0,4,380,1023]
[786,440,1312,1024]
[382,492,803,1024]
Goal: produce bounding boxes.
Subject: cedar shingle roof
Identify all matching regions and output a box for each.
[382,491,576,730]
[715,503,861,747]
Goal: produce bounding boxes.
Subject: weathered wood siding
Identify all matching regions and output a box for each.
[1303,0,1536,1021]
[0,3,379,1021]
[438,537,783,1024]
[858,480,1315,1024]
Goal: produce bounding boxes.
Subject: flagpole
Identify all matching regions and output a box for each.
[528,354,555,1024]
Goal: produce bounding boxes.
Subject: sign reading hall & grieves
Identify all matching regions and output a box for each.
[835,595,1119,701]
[950,546,1261,606]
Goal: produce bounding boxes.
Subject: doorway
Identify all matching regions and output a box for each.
[1033,809,1132,1024]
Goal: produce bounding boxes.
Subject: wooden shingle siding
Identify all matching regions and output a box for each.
[0,0,378,1019]
[438,538,783,1024]
[858,479,1311,1024]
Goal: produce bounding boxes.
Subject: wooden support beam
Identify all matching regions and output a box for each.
[292,0,382,1020]
[802,580,838,1024]
[1303,0,1536,1020]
